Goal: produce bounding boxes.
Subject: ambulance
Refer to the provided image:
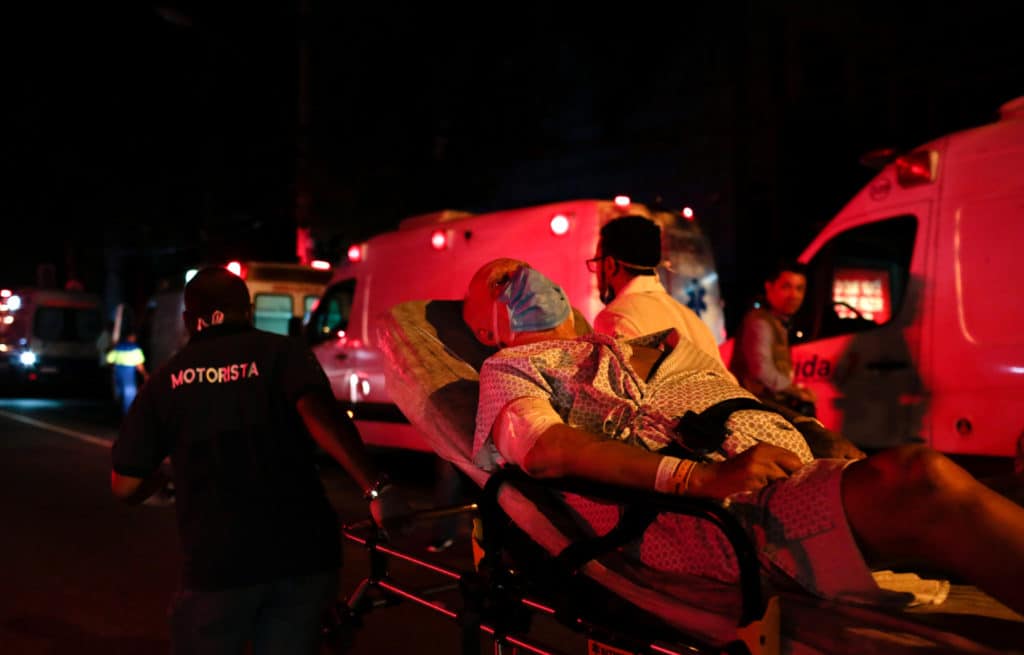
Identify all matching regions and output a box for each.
[144,260,333,371]
[721,96,1024,463]
[0,287,104,388]
[305,198,724,451]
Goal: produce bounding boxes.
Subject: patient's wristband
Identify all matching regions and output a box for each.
[654,456,697,495]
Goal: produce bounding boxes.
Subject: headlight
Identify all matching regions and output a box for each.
[18,351,37,367]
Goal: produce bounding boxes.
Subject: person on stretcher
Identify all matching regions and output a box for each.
[462,257,1024,615]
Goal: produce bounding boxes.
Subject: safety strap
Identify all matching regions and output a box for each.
[672,397,771,459]
[552,504,658,572]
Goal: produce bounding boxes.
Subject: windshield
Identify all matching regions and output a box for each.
[306,279,355,344]
[33,307,102,343]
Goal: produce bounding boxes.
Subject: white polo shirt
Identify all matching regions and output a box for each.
[593,275,732,378]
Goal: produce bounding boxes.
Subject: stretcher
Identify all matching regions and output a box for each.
[331,299,1024,655]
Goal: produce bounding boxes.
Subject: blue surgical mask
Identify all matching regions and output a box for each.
[496,266,570,336]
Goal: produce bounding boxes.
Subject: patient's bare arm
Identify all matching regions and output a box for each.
[498,401,804,500]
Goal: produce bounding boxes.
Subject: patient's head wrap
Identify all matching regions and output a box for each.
[496,266,571,334]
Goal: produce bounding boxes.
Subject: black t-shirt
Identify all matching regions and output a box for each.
[112,323,341,590]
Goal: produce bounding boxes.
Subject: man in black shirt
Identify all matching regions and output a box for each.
[111,267,402,654]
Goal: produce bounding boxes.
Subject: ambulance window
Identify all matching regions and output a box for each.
[303,295,319,321]
[797,215,916,341]
[307,280,355,344]
[253,294,293,335]
[34,307,102,343]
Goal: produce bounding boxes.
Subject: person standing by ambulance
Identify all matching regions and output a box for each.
[110,267,407,655]
[729,259,817,416]
[106,331,148,415]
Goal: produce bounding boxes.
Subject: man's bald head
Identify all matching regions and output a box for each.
[463,258,575,347]
[463,258,526,347]
[183,267,252,335]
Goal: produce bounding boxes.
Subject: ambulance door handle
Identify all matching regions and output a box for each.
[865,359,909,372]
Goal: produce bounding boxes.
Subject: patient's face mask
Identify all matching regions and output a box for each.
[592,243,615,306]
[491,266,570,346]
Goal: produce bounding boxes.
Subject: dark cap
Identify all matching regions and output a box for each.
[598,215,662,268]
[184,267,252,319]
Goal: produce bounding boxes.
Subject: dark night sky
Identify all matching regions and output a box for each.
[4,1,1024,320]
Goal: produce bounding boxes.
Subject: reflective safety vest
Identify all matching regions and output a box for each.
[107,344,145,368]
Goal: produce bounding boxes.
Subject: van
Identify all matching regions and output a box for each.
[721,96,1024,464]
[144,260,332,371]
[305,198,724,451]
[0,287,104,387]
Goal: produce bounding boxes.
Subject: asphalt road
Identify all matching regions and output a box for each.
[0,394,582,654]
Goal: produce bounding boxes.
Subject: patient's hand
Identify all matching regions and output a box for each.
[797,422,866,460]
[689,443,804,499]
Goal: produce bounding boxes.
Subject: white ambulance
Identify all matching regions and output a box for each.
[305,198,724,451]
[144,260,333,371]
[722,96,1024,463]
[0,287,104,387]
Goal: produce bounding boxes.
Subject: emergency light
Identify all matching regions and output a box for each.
[347,244,364,263]
[311,260,331,271]
[549,214,570,236]
[895,150,938,187]
[430,230,448,251]
[614,195,631,208]
[682,207,695,220]
[226,261,244,277]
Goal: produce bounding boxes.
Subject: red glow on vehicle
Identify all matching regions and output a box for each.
[347,245,363,263]
[336,330,346,339]
[430,230,448,250]
[833,267,891,324]
[310,259,331,270]
[226,261,244,277]
[614,195,631,208]
[549,214,570,236]
[682,207,695,220]
[895,150,937,187]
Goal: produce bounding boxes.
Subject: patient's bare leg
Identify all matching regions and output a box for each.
[841,445,1024,615]
[978,471,1024,507]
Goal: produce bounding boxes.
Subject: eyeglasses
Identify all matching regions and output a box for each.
[585,256,604,273]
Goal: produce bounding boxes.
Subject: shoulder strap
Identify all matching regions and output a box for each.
[673,397,773,458]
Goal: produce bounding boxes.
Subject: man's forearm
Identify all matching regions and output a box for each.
[296,392,380,494]
[521,423,662,490]
[756,397,865,459]
[111,468,171,505]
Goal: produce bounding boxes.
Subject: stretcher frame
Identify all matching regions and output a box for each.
[325,298,1024,655]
